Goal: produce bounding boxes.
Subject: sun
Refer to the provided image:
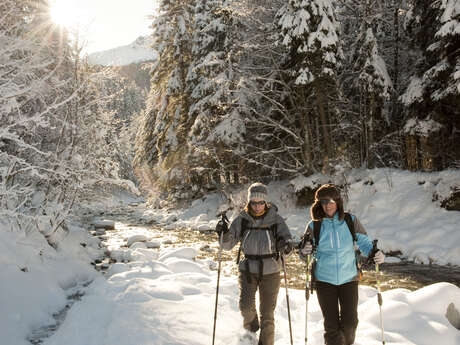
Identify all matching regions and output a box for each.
[49,0,87,28]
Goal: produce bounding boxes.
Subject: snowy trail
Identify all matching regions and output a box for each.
[38,218,460,345]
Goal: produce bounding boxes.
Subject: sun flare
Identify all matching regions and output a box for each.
[50,0,87,28]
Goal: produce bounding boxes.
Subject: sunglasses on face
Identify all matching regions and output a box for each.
[320,198,336,205]
[250,200,266,206]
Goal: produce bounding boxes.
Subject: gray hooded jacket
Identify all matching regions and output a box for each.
[221,205,292,275]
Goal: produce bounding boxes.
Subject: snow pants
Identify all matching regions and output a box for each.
[238,271,280,345]
[316,280,359,345]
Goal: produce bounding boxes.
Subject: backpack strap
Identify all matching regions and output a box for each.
[344,212,363,279]
[236,218,248,264]
[313,220,321,248]
[344,212,357,242]
[237,220,279,281]
[237,219,276,264]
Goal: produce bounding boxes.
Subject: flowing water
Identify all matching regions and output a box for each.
[164,226,460,292]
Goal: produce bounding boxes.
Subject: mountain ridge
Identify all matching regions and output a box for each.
[88,36,157,66]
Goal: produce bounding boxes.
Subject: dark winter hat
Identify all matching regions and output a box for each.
[310,184,344,221]
[247,182,268,202]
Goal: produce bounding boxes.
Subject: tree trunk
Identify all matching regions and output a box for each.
[368,94,375,168]
[314,85,332,162]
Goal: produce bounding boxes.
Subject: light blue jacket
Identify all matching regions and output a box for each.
[306,213,373,286]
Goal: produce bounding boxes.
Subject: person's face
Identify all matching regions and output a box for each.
[250,198,266,213]
[320,198,337,218]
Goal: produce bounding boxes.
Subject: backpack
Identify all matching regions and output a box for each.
[236,218,279,280]
[310,212,363,291]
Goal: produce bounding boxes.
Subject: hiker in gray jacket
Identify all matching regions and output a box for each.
[217,182,293,345]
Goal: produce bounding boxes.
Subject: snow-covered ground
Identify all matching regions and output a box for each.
[1,168,460,345]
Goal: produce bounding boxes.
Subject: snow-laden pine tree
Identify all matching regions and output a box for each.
[402,0,460,170]
[276,0,343,172]
[350,23,393,168]
[186,0,245,190]
[135,0,196,200]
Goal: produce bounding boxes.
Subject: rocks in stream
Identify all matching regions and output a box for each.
[92,219,115,230]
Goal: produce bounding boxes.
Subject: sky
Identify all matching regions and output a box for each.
[1,168,460,345]
[49,0,156,54]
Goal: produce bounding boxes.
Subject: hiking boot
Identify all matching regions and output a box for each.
[248,317,260,332]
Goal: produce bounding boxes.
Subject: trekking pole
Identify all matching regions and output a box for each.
[281,255,294,345]
[303,233,312,345]
[212,213,227,345]
[373,239,385,345]
[305,253,310,345]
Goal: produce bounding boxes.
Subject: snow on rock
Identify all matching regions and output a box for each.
[109,249,130,262]
[162,257,205,274]
[196,223,214,232]
[163,224,178,230]
[163,214,178,224]
[92,219,115,230]
[129,248,159,262]
[158,247,198,262]
[145,241,161,249]
[126,234,149,247]
[106,262,130,276]
[129,242,147,250]
[195,214,208,222]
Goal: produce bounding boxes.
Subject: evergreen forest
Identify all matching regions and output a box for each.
[1,0,459,217]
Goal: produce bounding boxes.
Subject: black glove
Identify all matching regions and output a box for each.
[298,233,313,260]
[277,238,294,255]
[215,219,228,235]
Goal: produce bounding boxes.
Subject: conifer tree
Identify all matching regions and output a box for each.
[186,0,245,188]
[276,0,343,171]
[349,12,393,167]
[403,0,460,170]
[136,0,195,199]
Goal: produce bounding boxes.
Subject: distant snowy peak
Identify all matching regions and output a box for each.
[88,36,157,66]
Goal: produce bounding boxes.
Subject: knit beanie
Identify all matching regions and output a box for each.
[247,182,268,202]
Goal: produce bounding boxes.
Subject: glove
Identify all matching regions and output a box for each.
[215,219,228,235]
[373,250,385,264]
[277,239,293,255]
[300,243,313,256]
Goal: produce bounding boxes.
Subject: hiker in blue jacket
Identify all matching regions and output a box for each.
[216,182,293,345]
[298,184,385,345]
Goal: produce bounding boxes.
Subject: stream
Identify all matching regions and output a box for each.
[94,204,460,292]
[27,203,460,344]
[160,224,460,292]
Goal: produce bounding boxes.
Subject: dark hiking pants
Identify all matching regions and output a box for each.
[316,280,359,345]
[238,271,280,345]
